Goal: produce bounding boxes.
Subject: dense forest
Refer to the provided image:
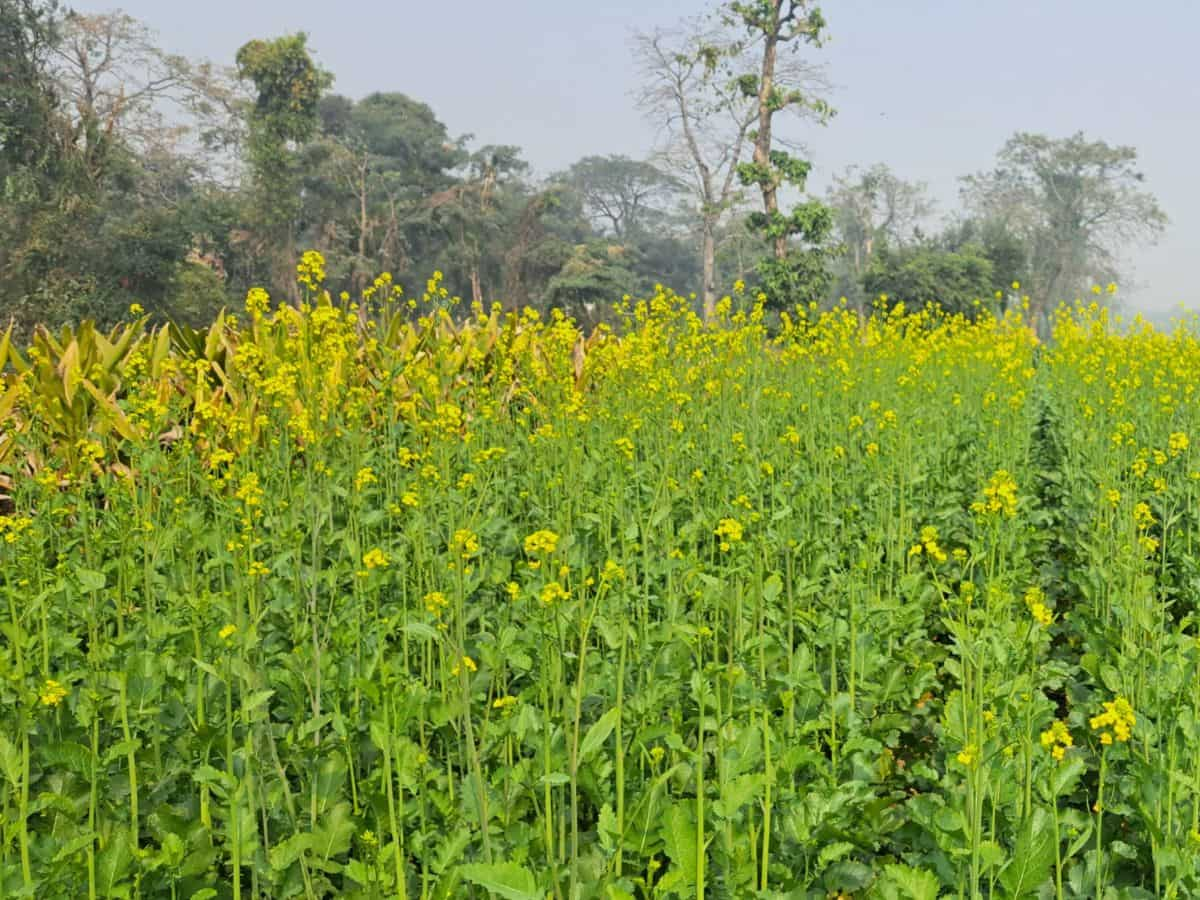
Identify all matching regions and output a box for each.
[0,0,1167,341]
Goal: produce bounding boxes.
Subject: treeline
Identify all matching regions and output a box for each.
[0,0,1168,340]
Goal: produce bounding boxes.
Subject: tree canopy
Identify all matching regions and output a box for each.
[0,1,1170,340]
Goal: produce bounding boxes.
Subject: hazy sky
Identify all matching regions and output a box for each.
[75,0,1199,313]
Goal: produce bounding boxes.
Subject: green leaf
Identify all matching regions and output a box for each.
[999,809,1055,897]
[659,802,697,888]
[75,567,107,592]
[403,622,442,642]
[344,857,373,887]
[191,659,221,681]
[97,828,134,896]
[52,830,97,862]
[269,832,313,871]
[877,863,939,900]
[369,720,389,752]
[579,707,620,762]
[191,765,235,794]
[41,741,94,774]
[818,841,855,868]
[0,734,22,789]
[241,690,274,716]
[298,713,333,741]
[311,801,355,862]
[723,772,763,815]
[978,840,1005,869]
[104,738,141,765]
[1050,756,1086,798]
[432,827,471,874]
[762,573,782,603]
[598,803,618,853]
[458,862,541,900]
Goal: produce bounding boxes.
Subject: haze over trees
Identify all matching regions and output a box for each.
[0,0,1168,339]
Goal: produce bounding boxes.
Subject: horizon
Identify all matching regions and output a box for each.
[62,0,1200,315]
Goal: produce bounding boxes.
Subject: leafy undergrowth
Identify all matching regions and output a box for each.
[2,271,1199,897]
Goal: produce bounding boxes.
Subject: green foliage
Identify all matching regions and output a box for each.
[236,33,332,291]
[744,190,837,308]
[726,0,837,309]
[961,131,1167,321]
[863,243,995,316]
[0,0,60,171]
[940,217,1030,302]
[235,34,329,144]
[729,0,828,41]
[544,242,637,323]
[3,279,1200,896]
[554,155,682,241]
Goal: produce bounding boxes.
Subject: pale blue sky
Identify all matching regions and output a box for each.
[78,0,1199,313]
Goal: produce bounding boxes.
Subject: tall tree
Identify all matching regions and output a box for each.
[727,0,836,308]
[961,132,1167,327]
[429,144,528,305]
[862,243,994,317]
[634,17,823,318]
[499,187,587,310]
[304,91,465,291]
[48,12,227,165]
[0,0,61,324]
[939,216,1030,309]
[826,163,934,309]
[2,2,238,334]
[0,0,60,173]
[556,154,681,241]
[235,33,330,301]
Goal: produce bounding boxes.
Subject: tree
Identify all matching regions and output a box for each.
[938,216,1029,310]
[429,144,529,305]
[235,33,330,300]
[1,3,238,335]
[634,16,824,318]
[544,242,637,327]
[961,132,1167,328]
[499,187,586,310]
[301,91,467,292]
[556,154,681,241]
[48,12,232,167]
[727,0,837,309]
[862,244,994,317]
[826,163,934,310]
[0,0,60,173]
[0,0,61,326]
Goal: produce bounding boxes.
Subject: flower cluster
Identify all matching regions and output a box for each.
[714,517,745,552]
[1024,586,1053,627]
[971,469,1018,518]
[523,529,560,556]
[362,548,390,570]
[908,525,947,563]
[539,581,570,604]
[39,679,68,707]
[296,250,327,291]
[1090,696,1136,745]
[451,529,480,559]
[0,515,33,545]
[1039,720,1073,762]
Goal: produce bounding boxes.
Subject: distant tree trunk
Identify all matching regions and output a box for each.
[701,221,717,319]
[356,157,369,295]
[752,3,786,261]
[470,265,483,307]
